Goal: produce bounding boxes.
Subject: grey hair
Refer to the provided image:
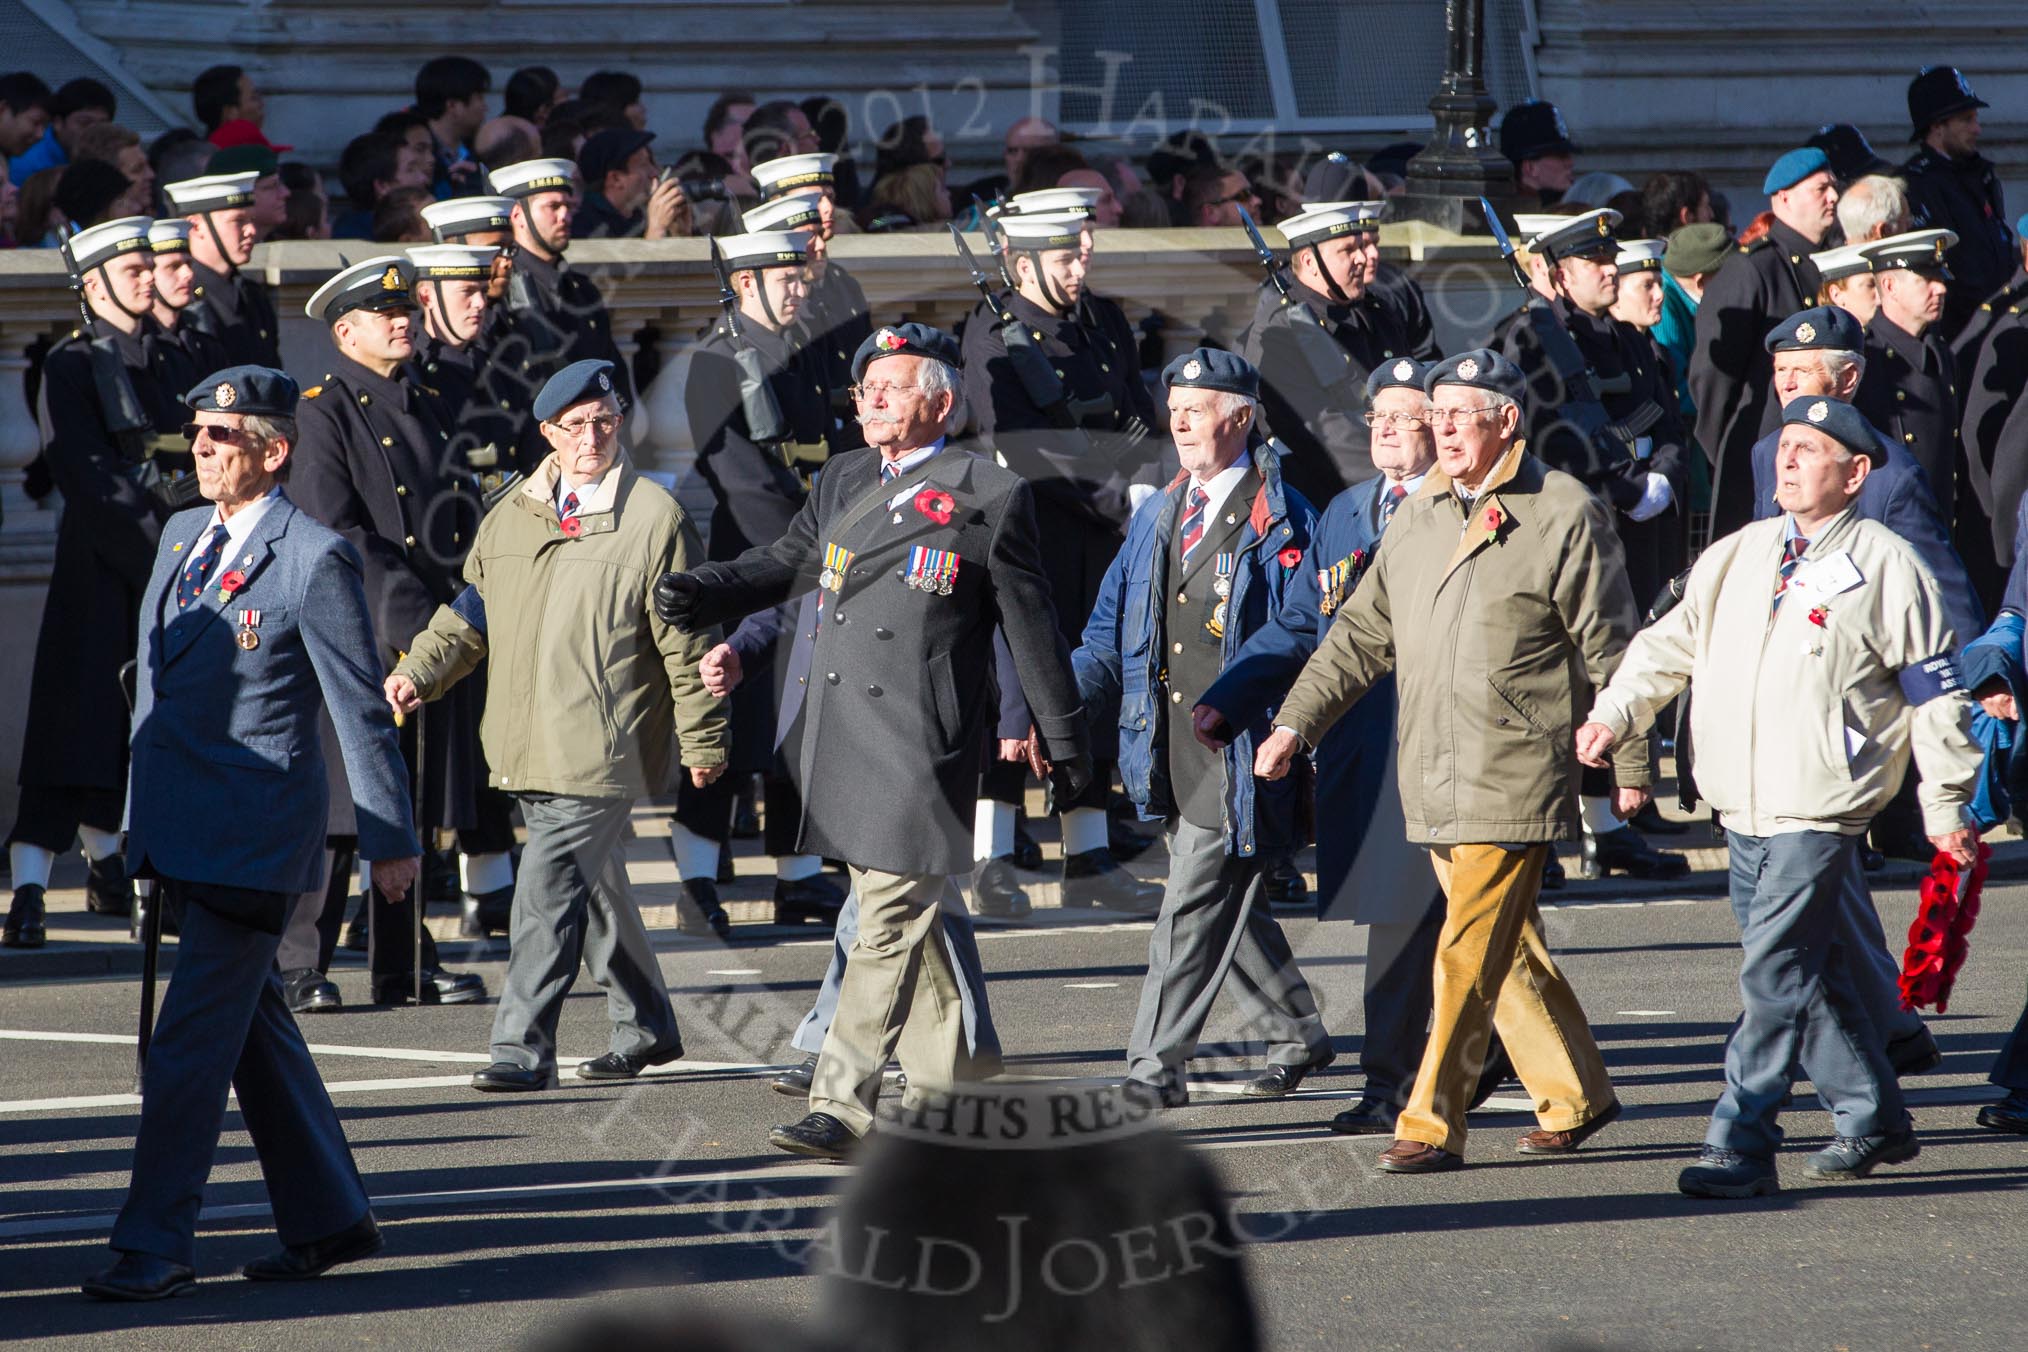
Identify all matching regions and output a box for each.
[916,358,967,431]
[1818,348,1867,387]
[1211,390,1259,426]
[242,413,297,448]
[1481,391,1520,419]
[1836,174,1910,243]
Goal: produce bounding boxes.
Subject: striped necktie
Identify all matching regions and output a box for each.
[881,460,901,484]
[175,525,227,610]
[1377,482,1407,533]
[1178,486,1210,569]
[560,490,580,523]
[1772,534,1808,614]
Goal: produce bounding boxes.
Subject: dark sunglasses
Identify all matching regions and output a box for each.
[183,422,254,447]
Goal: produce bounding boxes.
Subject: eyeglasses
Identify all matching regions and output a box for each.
[1207,188,1260,208]
[849,383,928,402]
[1427,405,1503,427]
[183,422,253,447]
[547,414,622,440]
[1362,410,1429,429]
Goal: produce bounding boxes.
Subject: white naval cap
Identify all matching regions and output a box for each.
[66,216,155,272]
[1861,227,1959,275]
[147,218,193,254]
[750,152,836,200]
[1613,238,1667,273]
[994,211,1087,251]
[742,191,825,234]
[1279,204,1377,246]
[489,158,577,200]
[1522,207,1622,258]
[163,172,259,214]
[305,255,416,323]
[421,195,516,240]
[1297,198,1386,228]
[1001,186,1103,217]
[716,230,810,270]
[1809,242,1875,283]
[407,243,500,281]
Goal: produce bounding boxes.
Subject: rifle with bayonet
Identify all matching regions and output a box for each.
[1237,205,1360,394]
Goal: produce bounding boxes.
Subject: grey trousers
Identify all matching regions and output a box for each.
[487,794,680,1072]
[1126,816,1331,1085]
[1709,829,1905,1157]
[810,868,997,1135]
[791,883,998,1060]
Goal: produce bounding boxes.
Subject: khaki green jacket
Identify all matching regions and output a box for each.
[396,453,726,799]
[1276,442,1650,844]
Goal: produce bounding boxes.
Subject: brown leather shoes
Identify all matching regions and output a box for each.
[1376,1140,1463,1173]
[1516,1098,1622,1155]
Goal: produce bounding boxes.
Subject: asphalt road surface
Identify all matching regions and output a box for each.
[3,872,2025,1351]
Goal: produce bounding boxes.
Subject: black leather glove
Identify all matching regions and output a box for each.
[652,571,702,630]
[1046,751,1094,805]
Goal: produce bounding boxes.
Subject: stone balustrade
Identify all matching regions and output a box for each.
[0,224,1508,829]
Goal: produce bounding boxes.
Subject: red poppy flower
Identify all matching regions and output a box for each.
[1808,605,1827,627]
[1483,507,1503,531]
[915,488,955,525]
[217,569,247,596]
[560,516,583,538]
[1278,547,1303,568]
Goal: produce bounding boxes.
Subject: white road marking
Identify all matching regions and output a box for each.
[1062,981,1119,989]
[1617,1010,1677,1017]
[706,969,764,976]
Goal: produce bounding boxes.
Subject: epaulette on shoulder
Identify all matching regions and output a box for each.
[301,384,323,399]
[1741,236,1771,254]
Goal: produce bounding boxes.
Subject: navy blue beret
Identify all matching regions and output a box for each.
[1763,305,1864,354]
[1423,348,1525,401]
[1763,147,1832,196]
[1780,396,1885,464]
[185,364,300,417]
[1162,346,1259,399]
[851,323,962,383]
[1366,356,1430,401]
[533,359,620,423]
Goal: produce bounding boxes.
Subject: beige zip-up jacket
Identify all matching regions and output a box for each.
[1588,508,1979,838]
[1275,442,1650,845]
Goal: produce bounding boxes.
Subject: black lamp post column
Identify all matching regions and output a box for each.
[1398,0,1515,233]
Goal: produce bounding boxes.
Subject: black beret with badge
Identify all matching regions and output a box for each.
[1162,347,1260,400]
[304,256,416,325]
[850,323,962,383]
[1423,348,1525,401]
[533,359,621,423]
[1780,395,1885,464]
[1365,356,1429,401]
[1763,304,1864,354]
[186,364,302,418]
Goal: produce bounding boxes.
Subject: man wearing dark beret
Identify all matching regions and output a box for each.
[1257,348,1639,1172]
[286,256,488,1010]
[1071,347,1333,1107]
[1582,394,1982,1198]
[391,358,727,1093]
[653,322,1090,1158]
[84,365,417,1299]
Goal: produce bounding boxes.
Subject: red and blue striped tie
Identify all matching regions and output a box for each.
[1179,486,1209,568]
[1772,534,1807,614]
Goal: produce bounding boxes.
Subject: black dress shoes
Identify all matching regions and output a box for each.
[471,1062,558,1092]
[970,856,1032,919]
[1120,1076,1190,1110]
[1976,1090,2028,1134]
[772,873,844,926]
[3,884,46,948]
[1240,1054,1334,1098]
[772,1053,817,1098]
[768,1111,858,1159]
[81,1251,197,1301]
[85,853,136,916]
[678,877,733,939]
[1263,858,1309,908]
[1582,826,1690,881]
[1328,1097,1399,1136]
[282,968,342,1015]
[577,1044,685,1081]
[370,967,486,1006]
[242,1215,383,1281]
[459,885,514,939]
[1061,849,1161,913]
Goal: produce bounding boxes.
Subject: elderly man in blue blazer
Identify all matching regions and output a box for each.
[83,366,421,1302]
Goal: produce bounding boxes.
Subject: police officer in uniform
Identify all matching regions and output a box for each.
[1075,348,1335,1107]
[750,152,873,455]
[653,322,1093,1159]
[1241,204,1410,508]
[962,210,1161,912]
[144,219,233,400]
[1691,147,1838,537]
[163,171,280,368]
[5,219,182,946]
[676,229,840,929]
[1499,100,1579,207]
[1900,66,2014,341]
[1958,219,2028,569]
[1491,208,1690,882]
[288,257,487,1007]
[491,157,633,459]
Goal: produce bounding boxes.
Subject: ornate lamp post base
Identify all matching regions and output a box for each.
[1395,0,1518,235]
